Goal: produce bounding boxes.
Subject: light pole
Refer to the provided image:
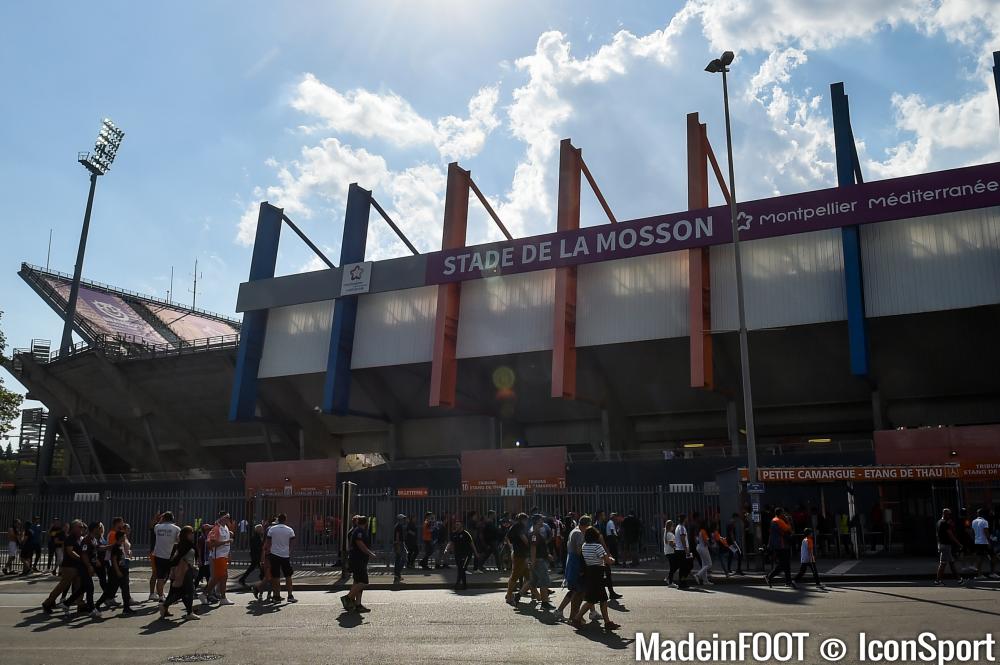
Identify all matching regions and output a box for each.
[59,118,125,354]
[705,52,761,497]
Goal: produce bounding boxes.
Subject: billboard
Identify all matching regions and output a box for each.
[45,278,169,345]
[461,446,567,492]
[427,161,1000,284]
[739,463,1000,483]
[147,304,238,341]
[874,425,1000,465]
[245,459,338,496]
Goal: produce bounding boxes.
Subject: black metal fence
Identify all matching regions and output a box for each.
[0,486,717,569]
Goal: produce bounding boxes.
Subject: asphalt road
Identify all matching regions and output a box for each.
[0,576,998,664]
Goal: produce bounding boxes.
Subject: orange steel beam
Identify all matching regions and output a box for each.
[552,138,581,399]
[429,163,470,408]
[688,113,713,390]
[703,133,732,205]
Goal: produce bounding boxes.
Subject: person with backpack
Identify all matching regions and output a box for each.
[159,525,200,620]
[794,527,825,589]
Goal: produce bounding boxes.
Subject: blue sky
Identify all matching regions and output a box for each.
[2,1,999,432]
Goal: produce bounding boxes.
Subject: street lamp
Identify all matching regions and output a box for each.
[705,52,761,491]
[59,118,125,354]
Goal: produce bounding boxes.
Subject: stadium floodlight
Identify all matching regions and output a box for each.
[78,118,125,176]
[704,51,761,498]
[60,118,126,354]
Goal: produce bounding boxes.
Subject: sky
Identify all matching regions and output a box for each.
[1,1,999,440]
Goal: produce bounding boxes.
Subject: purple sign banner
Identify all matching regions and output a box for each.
[149,305,238,341]
[425,161,1000,284]
[47,279,170,345]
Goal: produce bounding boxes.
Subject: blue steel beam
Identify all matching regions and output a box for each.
[994,52,1000,130]
[831,82,870,376]
[229,202,283,421]
[322,183,371,415]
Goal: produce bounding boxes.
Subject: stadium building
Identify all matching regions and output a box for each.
[3,76,1000,513]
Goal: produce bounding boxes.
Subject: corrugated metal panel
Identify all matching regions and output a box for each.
[352,286,437,368]
[577,252,689,346]
[456,270,555,358]
[258,300,333,378]
[862,206,1000,317]
[712,228,847,331]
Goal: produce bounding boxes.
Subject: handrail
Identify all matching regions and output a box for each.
[14,332,241,364]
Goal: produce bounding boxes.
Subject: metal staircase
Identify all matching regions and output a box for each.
[57,418,102,477]
[13,408,45,482]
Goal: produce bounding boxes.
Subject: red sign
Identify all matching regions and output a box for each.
[875,425,1000,465]
[245,459,337,496]
[461,447,567,493]
[397,487,429,498]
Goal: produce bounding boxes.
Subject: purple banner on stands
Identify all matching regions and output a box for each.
[425,161,1000,284]
[56,282,170,344]
[149,305,238,341]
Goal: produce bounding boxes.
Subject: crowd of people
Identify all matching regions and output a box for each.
[15,501,1000,631]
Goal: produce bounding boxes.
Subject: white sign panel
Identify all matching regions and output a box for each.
[341,261,373,296]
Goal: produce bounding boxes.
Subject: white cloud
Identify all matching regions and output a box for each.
[291,73,437,148]
[435,85,501,162]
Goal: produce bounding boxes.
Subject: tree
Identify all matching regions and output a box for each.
[0,310,23,435]
[2,442,11,460]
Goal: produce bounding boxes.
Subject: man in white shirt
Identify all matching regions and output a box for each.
[263,513,296,603]
[673,514,692,588]
[201,511,234,606]
[972,509,998,578]
[151,512,180,601]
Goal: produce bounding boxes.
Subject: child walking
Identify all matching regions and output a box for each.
[794,528,825,589]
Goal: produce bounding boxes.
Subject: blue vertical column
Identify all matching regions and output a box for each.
[229,202,283,421]
[831,82,870,376]
[993,52,1000,130]
[322,183,371,415]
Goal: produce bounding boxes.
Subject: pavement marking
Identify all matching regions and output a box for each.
[827,560,861,574]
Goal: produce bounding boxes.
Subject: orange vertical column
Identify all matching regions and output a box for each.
[687,113,713,390]
[552,139,581,399]
[429,162,470,408]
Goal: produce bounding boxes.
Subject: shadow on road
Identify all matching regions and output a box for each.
[571,621,635,651]
[842,586,1000,617]
[336,610,364,628]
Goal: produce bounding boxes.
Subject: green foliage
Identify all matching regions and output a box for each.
[0,311,24,434]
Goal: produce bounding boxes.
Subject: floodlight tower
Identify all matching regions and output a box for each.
[59,118,125,354]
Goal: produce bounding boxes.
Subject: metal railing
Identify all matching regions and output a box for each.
[13,332,241,366]
[20,262,241,327]
[0,485,717,569]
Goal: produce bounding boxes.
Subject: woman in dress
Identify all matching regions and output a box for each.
[570,526,621,632]
[160,525,200,620]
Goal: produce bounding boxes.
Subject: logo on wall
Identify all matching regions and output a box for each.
[93,300,132,324]
[340,261,373,296]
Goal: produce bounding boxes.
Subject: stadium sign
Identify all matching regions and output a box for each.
[739,462,1000,483]
[425,161,1000,284]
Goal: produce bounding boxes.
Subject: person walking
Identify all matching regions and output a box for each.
[504,513,531,606]
[725,513,745,575]
[160,525,200,620]
[935,508,963,585]
[151,512,180,602]
[674,514,693,588]
[392,514,408,585]
[445,518,478,591]
[4,520,20,574]
[971,509,999,579]
[521,515,553,607]
[61,522,102,618]
[46,518,62,574]
[201,511,235,606]
[570,526,621,632]
[622,511,641,567]
[694,524,714,585]
[481,510,501,573]
[420,512,436,569]
[662,519,676,585]
[341,516,374,613]
[765,507,796,588]
[195,523,213,588]
[794,527,825,589]
[96,523,135,615]
[263,513,296,603]
[42,520,84,613]
[555,514,590,621]
[238,523,264,587]
[405,515,419,569]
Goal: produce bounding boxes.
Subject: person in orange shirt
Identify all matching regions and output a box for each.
[765,507,796,588]
[794,528,825,589]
